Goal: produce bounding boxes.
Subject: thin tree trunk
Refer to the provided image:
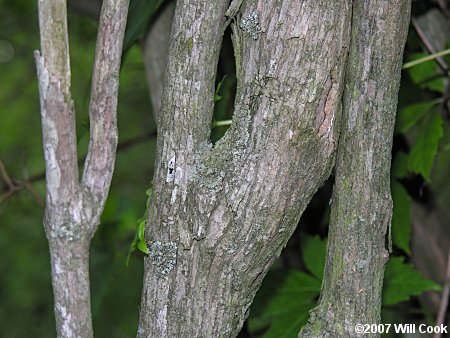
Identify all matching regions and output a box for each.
[138,0,351,336]
[35,0,129,336]
[300,1,411,337]
[143,1,175,123]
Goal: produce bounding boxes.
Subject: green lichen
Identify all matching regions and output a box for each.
[185,37,193,53]
[240,11,262,40]
[147,240,177,276]
[190,103,252,190]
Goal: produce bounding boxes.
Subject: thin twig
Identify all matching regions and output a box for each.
[0,161,14,190]
[434,249,450,338]
[403,48,450,70]
[0,160,44,207]
[408,18,450,74]
[23,181,45,207]
[410,16,450,119]
[0,131,157,204]
[212,119,233,128]
[436,0,450,23]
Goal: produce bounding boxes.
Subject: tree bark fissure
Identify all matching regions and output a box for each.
[139,1,352,336]
[301,1,411,337]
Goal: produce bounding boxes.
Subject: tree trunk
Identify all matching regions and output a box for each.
[138,0,351,336]
[301,1,411,337]
[35,0,129,336]
[143,1,175,123]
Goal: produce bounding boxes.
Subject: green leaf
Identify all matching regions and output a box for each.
[408,112,444,182]
[248,270,321,338]
[215,75,228,95]
[395,102,435,134]
[123,0,165,54]
[383,257,441,306]
[137,240,149,255]
[408,53,444,93]
[138,220,146,242]
[126,184,153,265]
[391,182,411,254]
[301,235,327,280]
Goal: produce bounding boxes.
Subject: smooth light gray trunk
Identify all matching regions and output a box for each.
[35,0,129,337]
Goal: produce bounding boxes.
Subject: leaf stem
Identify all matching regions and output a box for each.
[212,120,233,128]
[403,48,450,69]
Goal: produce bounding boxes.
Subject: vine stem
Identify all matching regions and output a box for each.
[402,48,450,70]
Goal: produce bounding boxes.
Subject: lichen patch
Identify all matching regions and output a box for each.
[147,240,178,276]
[240,11,262,40]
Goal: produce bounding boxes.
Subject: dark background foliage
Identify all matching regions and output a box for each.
[0,0,449,336]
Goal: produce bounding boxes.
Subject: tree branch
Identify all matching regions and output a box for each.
[81,0,130,229]
[142,1,175,123]
[35,0,78,212]
[35,0,130,337]
[138,0,351,336]
[410,17,450,75]
[0,131,156,205]
[301,1,412,337]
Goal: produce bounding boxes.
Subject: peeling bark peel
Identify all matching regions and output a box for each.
[300,1,412,337]
[139,1,352,336]
[35,0,129,337]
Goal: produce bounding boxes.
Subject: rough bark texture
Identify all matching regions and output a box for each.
[300,1,411,337]
[138,1,351,336]
[35,0,129,337]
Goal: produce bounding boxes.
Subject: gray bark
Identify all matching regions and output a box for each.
[35,0,129,337]
[301,1,411,337]
[138,0,351,336]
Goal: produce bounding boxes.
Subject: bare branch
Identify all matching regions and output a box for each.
[143,1,175,123]
[411,17,450,75]
[23,181,45,207]
[0,165,45,207]
[35,0,130,337]
[35,0,78,209]
[0,160,14,190]
[81,0,130,224]
[0,131,157,204]
[301,1,412,336]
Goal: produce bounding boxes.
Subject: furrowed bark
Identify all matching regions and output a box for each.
[138,1,351,336]
[300,1,411,337]
[35,0,129,337]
